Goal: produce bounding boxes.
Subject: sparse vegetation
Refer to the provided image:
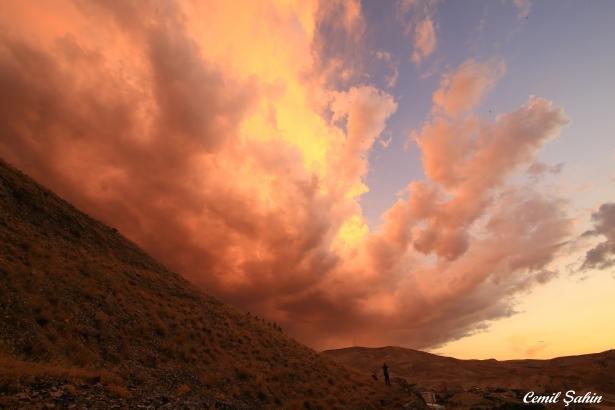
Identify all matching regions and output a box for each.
[0,160,424,408]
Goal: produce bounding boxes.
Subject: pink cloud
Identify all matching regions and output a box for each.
[432,59,505,117]
[0,2,573,352]
[412,65,568,260]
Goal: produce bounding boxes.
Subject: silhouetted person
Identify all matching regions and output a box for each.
[382,363,390,386]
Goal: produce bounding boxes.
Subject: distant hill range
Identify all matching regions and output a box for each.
[324,346,615,407]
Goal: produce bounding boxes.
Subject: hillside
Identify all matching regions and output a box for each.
[324,346,615,408]
[0,160,425,409]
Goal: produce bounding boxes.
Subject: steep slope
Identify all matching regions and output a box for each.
[323,346,615,393]
[0,160,424,409]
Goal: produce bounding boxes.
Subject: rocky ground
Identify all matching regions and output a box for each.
[0,374,427,409]
[1,378,240,409]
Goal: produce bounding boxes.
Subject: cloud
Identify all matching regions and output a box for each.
[399,0,439,66]
[329,85,398,183]
[408,95,569,262]
[375,49,399,88]
[379,134,393,149]
[508,336,548,358]
[0,2,572,351]
[412,18,437,65]
[386,65,399,89]
[527,161,564,178]
[432,59,505,117]
[309,59,571,348]
[375,50,391,61]
[525,342,548,357]
[412,65,568,261]
[513,0,532,19]
[582,203,615,270]
[312,0,366,88]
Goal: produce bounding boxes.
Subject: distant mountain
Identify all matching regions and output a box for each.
[323,346,615,407]
[0,160,424,409]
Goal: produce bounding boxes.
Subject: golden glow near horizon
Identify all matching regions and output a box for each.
[433,270,615,360]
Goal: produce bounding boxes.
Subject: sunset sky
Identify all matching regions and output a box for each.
[1,0,614,360]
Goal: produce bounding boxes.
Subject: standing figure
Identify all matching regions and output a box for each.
[382,363,390,386]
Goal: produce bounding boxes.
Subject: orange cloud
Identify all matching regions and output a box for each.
[330,85,398,185]
[312,0,366,88]
[0,1,573,351]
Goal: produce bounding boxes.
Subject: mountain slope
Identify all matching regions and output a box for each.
[0,160,423,409]
[323,346,615,393]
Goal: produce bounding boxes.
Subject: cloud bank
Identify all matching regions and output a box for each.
[582,203,615,270]
[0,0,572,350]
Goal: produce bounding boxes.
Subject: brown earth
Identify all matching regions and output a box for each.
[0,160,425,409]
[323,346,615,409]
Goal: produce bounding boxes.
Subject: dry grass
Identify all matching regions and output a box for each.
[0,356,126,394]
[0,159,423,408]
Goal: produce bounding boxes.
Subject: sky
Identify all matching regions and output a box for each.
[0,0,614,360]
